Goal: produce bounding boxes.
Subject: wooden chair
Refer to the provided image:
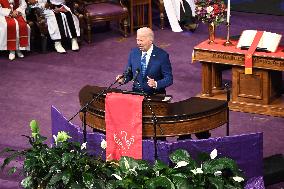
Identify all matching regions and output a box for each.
[81,0,129,43]
[154,0,165,29]
[129,0,152,34]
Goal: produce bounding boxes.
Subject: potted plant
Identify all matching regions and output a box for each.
[1,120,245,189]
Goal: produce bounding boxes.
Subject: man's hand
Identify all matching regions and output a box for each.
[116,75,124,84]
[54,6,68,13]
[11,10,20,18]
[147,76,157,88]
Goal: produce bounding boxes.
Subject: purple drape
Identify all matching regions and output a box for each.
[51,106,265,188]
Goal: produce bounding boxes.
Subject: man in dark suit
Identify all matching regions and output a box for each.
[117,27,173,95]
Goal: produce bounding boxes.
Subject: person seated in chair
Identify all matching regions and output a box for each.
[164,0,198,32]
[0,0,30,60]
[179,0,198,32]
[28,0,80,53]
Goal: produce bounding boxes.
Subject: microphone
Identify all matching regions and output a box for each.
[132,68,140,82]
[116,67,132,83]
[123,67,132,83]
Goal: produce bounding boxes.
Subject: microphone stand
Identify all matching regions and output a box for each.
[224,83,230,136]
[132,78,163,160]
[68,76,124,142]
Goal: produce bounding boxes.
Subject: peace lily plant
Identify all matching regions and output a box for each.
[1,120,245,189]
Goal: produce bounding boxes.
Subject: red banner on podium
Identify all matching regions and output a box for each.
[105,92,144,161]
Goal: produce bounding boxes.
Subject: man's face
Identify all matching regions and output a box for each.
[136,34,152,52]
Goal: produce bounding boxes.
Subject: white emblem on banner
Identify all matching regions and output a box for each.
[114,131,135,153]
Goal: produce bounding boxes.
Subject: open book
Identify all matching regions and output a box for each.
[237,30,282,52]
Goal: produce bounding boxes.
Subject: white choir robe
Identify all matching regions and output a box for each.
[0,0,30,50]
[34,0,80,40]
[164,0,196,32]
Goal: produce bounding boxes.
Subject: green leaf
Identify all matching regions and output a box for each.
[196,152,210,163]
[171,173,191,189]
[62,170,71,185]
[170,149,191,164]
[153,160,168,172]
[48,173,63,186]
[8,167,17,175]
[208,177,224,189]
[203,158,238,174]
[36,135,48,143]
[136,159,150,171]
[93,178,106,189]
[119,156,139,172]
[62,153,74,166]
[21,176,33,188]
[147,176,175,189]
[70,182,84,189]
[83,172,95,188]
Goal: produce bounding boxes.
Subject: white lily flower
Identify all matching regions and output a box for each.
[101,139,107,149]
[214,171,222,176]
[191,167,203,175]
[210,149,218,159]
[81,142,87,150]
[53,135,57,145]
[233,176,244,182]
[124,158,130,169]
[112,174,122,180]
[155,171,159,177]
[174,161,189,168]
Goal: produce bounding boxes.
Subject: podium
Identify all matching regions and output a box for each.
[79,85,228,137]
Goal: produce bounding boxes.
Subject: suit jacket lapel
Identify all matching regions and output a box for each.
[145,45,157,78]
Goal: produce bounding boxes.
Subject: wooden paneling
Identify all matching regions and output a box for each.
[79,85,228,137]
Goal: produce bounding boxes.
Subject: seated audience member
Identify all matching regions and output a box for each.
[0,0,30,60]
[28,0,80,53]
[164,0,198,32]
[179,0,198,31]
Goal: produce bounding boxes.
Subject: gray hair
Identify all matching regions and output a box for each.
[137,27,154,41]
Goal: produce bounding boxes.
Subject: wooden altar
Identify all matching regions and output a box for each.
[79,85,228,137]
[193,38,284,117]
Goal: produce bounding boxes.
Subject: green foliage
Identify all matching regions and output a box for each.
[1,120,245,189]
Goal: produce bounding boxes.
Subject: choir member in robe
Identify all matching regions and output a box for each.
[28,0,80,53]
[0,0,30,60]
[164,0,198,32]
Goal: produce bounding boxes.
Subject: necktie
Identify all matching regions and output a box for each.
[141,53,147,77]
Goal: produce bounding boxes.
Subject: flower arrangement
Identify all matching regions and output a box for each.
[195,0,227,25]
[1,120,245,189]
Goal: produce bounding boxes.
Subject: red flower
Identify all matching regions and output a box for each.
[213,4,220,14]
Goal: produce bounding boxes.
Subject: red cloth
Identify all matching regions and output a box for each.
[244,31,264,74]
[194,38,284,58]
[1,0,29,50]
[105,92,144,161]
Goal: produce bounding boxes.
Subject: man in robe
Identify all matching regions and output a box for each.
[0,0,30,60]
[164,0,198,32]
[29,0,80,53]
